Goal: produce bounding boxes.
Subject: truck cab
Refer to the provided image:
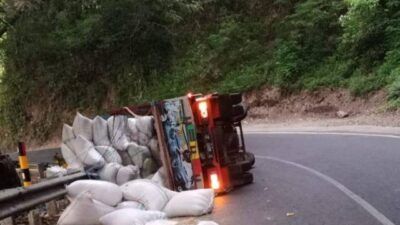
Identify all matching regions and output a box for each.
[112,92,255,193]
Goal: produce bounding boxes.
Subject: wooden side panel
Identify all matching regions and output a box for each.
[152,104,175,190]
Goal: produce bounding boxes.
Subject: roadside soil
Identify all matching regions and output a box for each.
[28,86,400,151]
[243,87,400,132]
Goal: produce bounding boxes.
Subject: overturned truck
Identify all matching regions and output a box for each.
[62,93,254,193]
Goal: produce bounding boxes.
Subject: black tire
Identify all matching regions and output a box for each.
[241,152,255,172]
[231,172,254,187]
[0,155,21,189]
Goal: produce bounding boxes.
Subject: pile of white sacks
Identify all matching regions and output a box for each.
[61,112,161,185]
[58,179,217,225]
[59,113,218,225]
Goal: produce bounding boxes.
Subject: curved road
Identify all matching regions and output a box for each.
[208,132,400,225]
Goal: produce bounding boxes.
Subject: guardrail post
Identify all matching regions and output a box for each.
[18,143,43,225]
[0,217,14,225]
[18,142,31,187]
[46,201,58,217]
[28,209,42,225]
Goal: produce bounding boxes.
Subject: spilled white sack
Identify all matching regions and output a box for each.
[147,138,161,166]
[121,179,169,211]
[127,118,139,142]
[107,116,131,151]
[163,189,214,217]
[62,124,75,143]
[99,208,166,225]
[142,158,158,178]
[116,165,140,185]
[45,165,67,178]
[68,135,105,168]
[198,221,219,225]
[72,112,93,141]
[145,220,178,225]
[95,146,122,164]
[138,132,150,146]
[136,116,154,137]
[126,143,151,169]
[93,116,112,146]
[98,163,122,184]
[118,150,134,166]
[67,180,123,206]
[58,192,114,225]
[116,201,146,210]
[151,167,167,187]
[61,143,83,169]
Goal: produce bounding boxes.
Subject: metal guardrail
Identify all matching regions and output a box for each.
[0,171,87,219]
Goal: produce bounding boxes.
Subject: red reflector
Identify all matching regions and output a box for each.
[210,173,220,189]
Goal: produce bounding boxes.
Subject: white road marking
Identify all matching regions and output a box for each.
[246,131,400,139]
[256,155,395,225]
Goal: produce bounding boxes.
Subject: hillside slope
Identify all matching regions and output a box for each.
[1,0,400,149]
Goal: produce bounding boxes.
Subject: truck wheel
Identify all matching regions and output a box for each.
[0,154,21,189]
[231,172,254,187]
[241,152,255,171]
[242,172,254,185]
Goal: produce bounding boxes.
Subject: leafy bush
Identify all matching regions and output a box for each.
[388,74,400,100]
[0,0,201,146]
[347,72,387,96]
[5,0,400,147]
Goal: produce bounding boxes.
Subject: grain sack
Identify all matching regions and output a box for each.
[161,187,178,201]
[100,209,166,225]
[151,167,167,187]
[142,158,158,178]
[45,166,67,178]
[121,179,169,211]
[93,116,112,146]
[116,201,146,210]
[116,165,140,185]
[163,189,214,217]
[126,143,151,169]
[62,124,75,143]
[136,116,154,137]
[95,146,122,164]
[61,143,83,169]
[107,116,130,151]
[145,220,178,225]
[138,132,150,146]
[98,163,122,184]
[67,180,123,206]
[127,118,139,142]
[73,112,93,141]
[58,192,114,225]
[118,150,134,166]
[147,138,161,166]
[198,222,219,225]
[68,135,105,168]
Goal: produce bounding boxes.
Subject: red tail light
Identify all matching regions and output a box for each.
[198,101,208,118]
[210,173,220,190]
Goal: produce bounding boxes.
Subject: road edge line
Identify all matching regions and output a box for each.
[246,131,400,139]
[256,155,396,225]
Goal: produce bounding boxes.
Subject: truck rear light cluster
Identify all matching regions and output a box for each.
[210,173,220,190]
[198,101,208,119]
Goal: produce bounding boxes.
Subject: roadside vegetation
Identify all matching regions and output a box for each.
[0,0,400,147]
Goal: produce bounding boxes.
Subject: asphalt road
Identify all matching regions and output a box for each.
[9,148,61,164]
[8,132,400,225]
[207,133,400,225]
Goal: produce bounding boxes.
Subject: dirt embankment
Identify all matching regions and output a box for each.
[23,87,400,151]
[244,87,400,127]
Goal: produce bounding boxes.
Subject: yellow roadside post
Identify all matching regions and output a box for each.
[18,142,31,187]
